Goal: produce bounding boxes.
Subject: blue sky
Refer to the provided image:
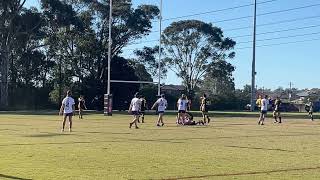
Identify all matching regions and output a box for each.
[25,0,320,90]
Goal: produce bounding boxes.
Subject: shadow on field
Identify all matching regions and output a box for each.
[224,145,295,152]
[0,128,20,132]
[122,132,320,143]
[158,166,320,180]
[0,173,32,180]
[0,124,31,127]
[126,138,185,144]
[2,132,319,147]
[83,131,132,135]
[24,133,72,138]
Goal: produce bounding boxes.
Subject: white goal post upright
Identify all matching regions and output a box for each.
[105,0,113,116]
[105,0,163,116]
[158,0,163,96]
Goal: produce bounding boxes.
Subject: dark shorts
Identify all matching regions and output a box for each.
[178,110,186,113]
[158,111,164,114]
[261,110,267,114]
[131,111,140,115]
[64,113,73,117]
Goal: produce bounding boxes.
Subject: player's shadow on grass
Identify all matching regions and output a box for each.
[0,173,32,180]
[83,131,132,135]
[224,145,295,152]
[126,138,185,144]
[0,140,123,147]
[158,166,320,180]
[0,123,31,127]
[122,132,319,144]
[24,133,72,138]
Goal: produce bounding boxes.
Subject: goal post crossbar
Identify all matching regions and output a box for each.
[110,80,158,84]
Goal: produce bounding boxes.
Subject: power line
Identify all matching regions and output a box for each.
[123,37,320,54]
[237,37,320,50]
[256,15,320,28]
[148,14,320,36]
[232,24,320,38]
[126,24,320,46]
[129,39,159,45]
[161,0,279,22]
[123,4,320,49]
[237,31,320,44]
[213,3,320,24]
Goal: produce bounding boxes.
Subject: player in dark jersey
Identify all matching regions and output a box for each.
[273,96,282,123]
[139,96,148,123]
[78,95,87,119]
[305,98,314,121]
[200,94,211,125]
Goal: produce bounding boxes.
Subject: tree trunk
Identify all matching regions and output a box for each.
[0,50,9,108]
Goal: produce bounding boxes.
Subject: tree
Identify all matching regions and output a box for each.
[75,0,159,83]
[0,0,160,110]
[234,85,252,110]
[200,60,235,96]
[161,20,236,97]
[134,46,167,79]
[0,0,27,107]
[41,0,159,102]
[10,8,48,87]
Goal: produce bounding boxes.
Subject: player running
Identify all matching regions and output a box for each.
[200,94,211,125]
[258,95,269,125]
[139,96,148,123]
[176,94,189,125]
[273,96,282,123]
[59,90,75,132]
[128,93,141,129]
[78,95,87,119]
[305,98,314,121]
[151,94,168,127]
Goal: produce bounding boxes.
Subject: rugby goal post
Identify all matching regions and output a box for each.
[104,0,163,116]
[104,80,159,116]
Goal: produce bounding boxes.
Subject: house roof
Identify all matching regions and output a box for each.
[162,85,185,91]
[296,91,309,97]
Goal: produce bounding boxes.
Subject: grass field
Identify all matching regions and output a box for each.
[0,112,320,180]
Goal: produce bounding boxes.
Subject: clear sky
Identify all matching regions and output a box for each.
[25,0,320,90]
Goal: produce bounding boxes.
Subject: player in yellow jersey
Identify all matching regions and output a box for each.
[200,94,211,125]
[256,95,262,109]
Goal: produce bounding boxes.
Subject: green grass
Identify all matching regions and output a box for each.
[0,113,320,179]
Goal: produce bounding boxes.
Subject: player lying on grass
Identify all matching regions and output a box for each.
[59,90,75,132]
[176,111,202,126]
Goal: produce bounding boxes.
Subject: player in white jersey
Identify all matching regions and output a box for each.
[258,95,269,125]
[151,94,168,127]
[59,90,75,132]
[176,94,188,125]
[128,93,141,129]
